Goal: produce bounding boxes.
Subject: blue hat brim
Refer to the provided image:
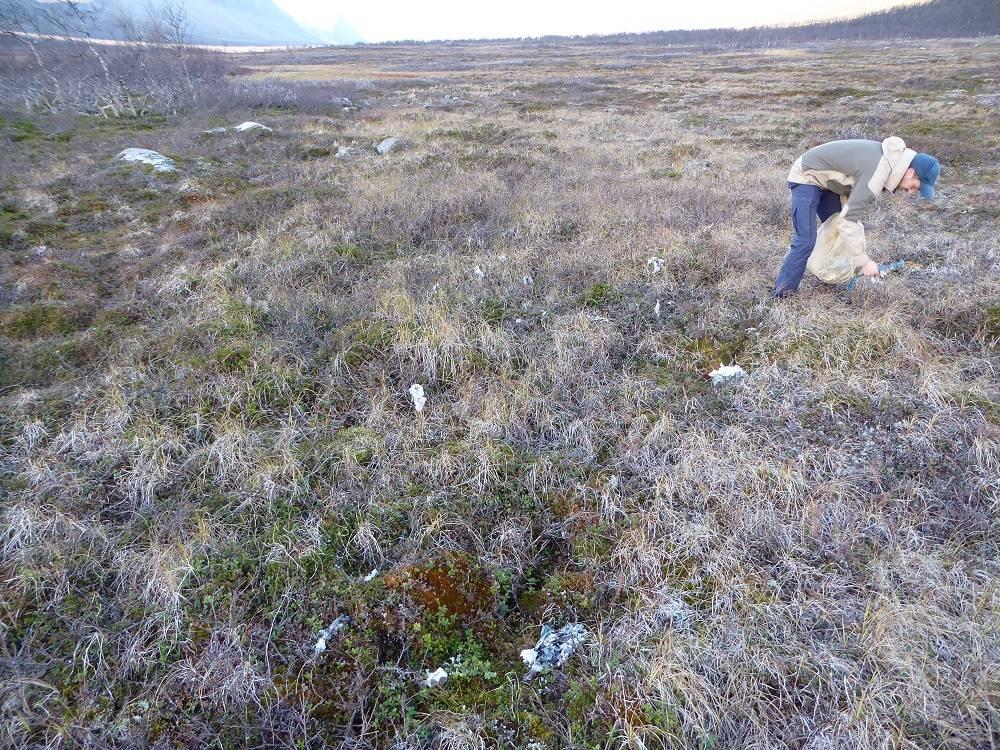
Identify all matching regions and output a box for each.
[920,181,935,199]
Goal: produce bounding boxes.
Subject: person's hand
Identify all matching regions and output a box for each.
[861,261,881,278]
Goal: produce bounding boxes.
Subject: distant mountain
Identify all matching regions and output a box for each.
[16,0,324,47]
[302,19,365,46]
[587,0,1000,46]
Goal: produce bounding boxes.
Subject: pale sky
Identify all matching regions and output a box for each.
[272,0,918,42]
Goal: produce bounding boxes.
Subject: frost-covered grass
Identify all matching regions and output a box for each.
[0,37,998,750]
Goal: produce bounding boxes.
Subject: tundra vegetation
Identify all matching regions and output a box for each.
[0,31,998,750]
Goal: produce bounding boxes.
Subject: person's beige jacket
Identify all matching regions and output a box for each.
[789,136,916,274]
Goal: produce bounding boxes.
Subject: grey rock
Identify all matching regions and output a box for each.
[233,121,272,133]
[376,137,401,155]
[116,148,176,173]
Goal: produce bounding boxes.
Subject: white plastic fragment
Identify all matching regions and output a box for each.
[409,383,426,413]
[522,275,533,286]
[363,569,379,582]
[116,148,176,173]
[424,667,448,688]
[313,614,351,656]
[647,256,665,273]
[708,364,746,384]
[521,623,587,677]
[473,266,485,281]
[654,299,661,318]
[233,121,272,133]
[203,127,228,135]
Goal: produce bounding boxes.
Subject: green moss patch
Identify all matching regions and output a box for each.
[1,303,94,340]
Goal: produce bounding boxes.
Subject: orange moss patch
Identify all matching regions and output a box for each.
[384,552,495,622]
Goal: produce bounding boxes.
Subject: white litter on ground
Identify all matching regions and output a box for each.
[409,384,426,413]
[363,569,380,582]
[473,266,485,281]
[708,364,746,384]
[116,148,176,173]
[520,623,587,677]
[203,127,228,135]
[424,667,448,687]
[234,121,272,133]
[313,614,351,656]
[647,256,665,273]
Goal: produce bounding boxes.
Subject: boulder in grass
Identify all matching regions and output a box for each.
[336,145,364,159]
[376,137,401,155]
[203,127,228,135]
[233,121,273,133]
[116,148,176,173]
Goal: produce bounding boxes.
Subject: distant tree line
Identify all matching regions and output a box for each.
[366,0,999,48]
[585,0,999,47]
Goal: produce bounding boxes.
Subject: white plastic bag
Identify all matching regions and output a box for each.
[807,213,866,284]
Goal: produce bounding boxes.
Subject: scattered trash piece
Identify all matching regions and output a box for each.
[203,127,228,135]
[363,569,380,582]
[116,148,176,173]
[520,623,587,678]
[522,275,533,286]
[647,256,665,273]
[424,667,448,688]
[233,121,272,133]
[497,253,508,262]
[409,384,426,413]
[708,364,746,384]
[845,260,906,293]
[654,299,661,318]
[376,137,400,154]
[313,614,352,656]
[336,145,363,158]
[473,266,485,281]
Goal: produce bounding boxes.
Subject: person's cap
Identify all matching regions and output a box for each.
[910,153,940,199]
